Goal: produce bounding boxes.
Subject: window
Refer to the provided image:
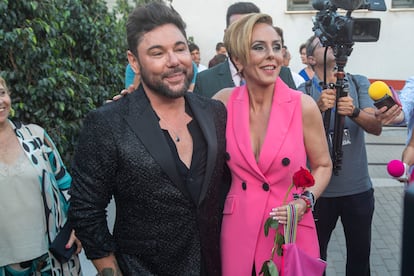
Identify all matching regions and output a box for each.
[392,0,414,8]
[287,0,314,11]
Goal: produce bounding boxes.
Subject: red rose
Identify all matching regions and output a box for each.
[292,167,315,188]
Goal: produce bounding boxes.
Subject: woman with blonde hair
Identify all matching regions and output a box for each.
[0,77,82,275]
[214,14,332,275]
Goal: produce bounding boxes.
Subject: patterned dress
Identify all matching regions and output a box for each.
[0,120,81,276]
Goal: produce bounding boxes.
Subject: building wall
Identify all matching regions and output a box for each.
[107,0,414,83]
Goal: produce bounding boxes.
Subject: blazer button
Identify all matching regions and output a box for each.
[262,183,269,191]
[225,152,231,161]
[282,157,290,166]
[242,182,247,190]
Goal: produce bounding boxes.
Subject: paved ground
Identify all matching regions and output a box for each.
[326,183,404,276]
[79,126,409,276]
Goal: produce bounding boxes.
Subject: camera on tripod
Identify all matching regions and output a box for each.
[312,0,386,47]
[310,0,386,174]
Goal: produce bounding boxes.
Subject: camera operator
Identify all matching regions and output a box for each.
[298,35,382,276]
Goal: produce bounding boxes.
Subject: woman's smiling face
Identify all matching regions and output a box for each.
[240,23,283,86]
[0,81,11,124]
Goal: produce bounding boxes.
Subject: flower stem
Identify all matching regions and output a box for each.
[271,233,278,260]
[283,184,294,205]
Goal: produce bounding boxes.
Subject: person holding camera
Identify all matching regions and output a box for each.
[297,35,383,276]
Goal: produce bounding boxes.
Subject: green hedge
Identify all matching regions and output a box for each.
[0,0,142,166]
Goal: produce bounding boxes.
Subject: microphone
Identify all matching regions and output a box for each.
[368,81,401,110]
[387,159,409,182]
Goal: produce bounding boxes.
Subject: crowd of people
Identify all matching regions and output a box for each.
[1,1,412,276]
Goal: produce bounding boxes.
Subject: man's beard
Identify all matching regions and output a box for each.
[140,66,193,99]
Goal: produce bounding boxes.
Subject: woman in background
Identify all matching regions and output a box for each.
[298,42,314,81]
[0,76,82,275]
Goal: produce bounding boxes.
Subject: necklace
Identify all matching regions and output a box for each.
[156,113,182,143]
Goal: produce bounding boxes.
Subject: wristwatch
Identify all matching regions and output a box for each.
[350,106,360,118]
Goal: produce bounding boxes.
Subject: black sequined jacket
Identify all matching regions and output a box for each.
[68,86,228,276]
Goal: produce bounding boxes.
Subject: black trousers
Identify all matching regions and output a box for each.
[314,188,375,276]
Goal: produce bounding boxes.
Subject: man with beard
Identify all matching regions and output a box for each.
[68,2,227,275]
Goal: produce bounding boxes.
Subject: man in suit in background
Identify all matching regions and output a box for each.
[193,2,296,98]
[69,2,227,275]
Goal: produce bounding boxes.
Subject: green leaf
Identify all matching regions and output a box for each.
[259,260,279,276]
[276,233,285,256]
[267,260,279,276]
[58,102,65,112]
[264,217,279,236]
[259,261,270,276]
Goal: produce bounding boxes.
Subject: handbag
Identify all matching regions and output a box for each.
[49,221,77,263]
[281,204,326,276]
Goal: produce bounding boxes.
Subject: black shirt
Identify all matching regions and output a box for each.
[161,100,207,205]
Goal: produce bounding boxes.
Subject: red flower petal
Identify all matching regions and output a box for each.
[292,167,315,188]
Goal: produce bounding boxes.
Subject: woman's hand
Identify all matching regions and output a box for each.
[269,199,307,225]
[105,84,136,103]
[66,230,83,255]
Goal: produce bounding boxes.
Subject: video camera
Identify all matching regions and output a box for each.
[312,0,386,48]
[311,0,386,174]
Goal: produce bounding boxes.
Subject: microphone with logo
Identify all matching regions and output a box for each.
[368,81,402,110]
[387,159,410,183]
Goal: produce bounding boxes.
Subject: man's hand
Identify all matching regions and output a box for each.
[93,254,123,276]
[374,104,403,125]
[97,268,122,276]
[337,95,355,117]
[317,88,336,112]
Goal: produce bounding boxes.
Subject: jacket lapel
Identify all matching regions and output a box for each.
[232,86,265,179]
[121,87,186,196]
[231,79,296,177]
[258,78,296,174]
[185,93,217,205]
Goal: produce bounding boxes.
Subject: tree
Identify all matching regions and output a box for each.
[0,0,127,165]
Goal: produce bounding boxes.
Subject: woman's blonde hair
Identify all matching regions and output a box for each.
[224,13,273,67]
[0,76,10,94]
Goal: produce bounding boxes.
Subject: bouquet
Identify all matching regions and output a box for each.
[259,167,315,276]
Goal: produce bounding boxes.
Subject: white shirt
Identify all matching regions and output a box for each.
[197,63,208,73]
[291,70,305,88]
[229,59,243,86]
[0,153,48,265]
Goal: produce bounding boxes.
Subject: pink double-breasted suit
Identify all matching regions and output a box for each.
[221,78,320,275]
